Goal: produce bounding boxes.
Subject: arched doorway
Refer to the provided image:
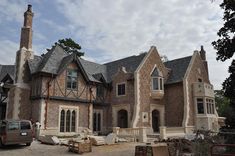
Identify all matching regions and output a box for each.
[152,109,160,132]
[117,109,128,128]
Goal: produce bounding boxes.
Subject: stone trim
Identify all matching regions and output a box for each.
[131,47,155,128]
[116,82,127,97]
[182,52,197,127]
[112,104,130,127]
[150,104,165,128]
[58,105,79,135]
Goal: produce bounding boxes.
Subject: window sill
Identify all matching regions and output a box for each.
[151,90,164,99]
[116,94,126,97]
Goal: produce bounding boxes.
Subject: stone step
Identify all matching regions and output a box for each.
[147,134,160,138]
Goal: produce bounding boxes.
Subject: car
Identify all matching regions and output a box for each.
[0,119,33,147]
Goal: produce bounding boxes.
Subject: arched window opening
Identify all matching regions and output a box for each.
[71,110,76,132]
[66,110,71,132]
[60,110,65,132]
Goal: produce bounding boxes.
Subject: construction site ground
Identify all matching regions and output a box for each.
[0,140,143,156]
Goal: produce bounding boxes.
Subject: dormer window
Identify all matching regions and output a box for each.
[151,68,164,91]
[67,69,78,90]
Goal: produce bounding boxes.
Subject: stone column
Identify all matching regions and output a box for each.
[160,126,167,140]
[139,127,147,143]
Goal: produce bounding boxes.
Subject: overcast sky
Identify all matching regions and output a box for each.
[0,0,232,89]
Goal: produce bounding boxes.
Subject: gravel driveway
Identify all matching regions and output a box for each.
[0,141,142,156]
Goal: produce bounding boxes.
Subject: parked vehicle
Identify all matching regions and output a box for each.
[0,120,33,146]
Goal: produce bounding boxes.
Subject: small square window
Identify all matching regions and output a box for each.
[117,83,125,96]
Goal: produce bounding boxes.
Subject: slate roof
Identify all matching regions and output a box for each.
[79,58,107,82]
[164,56,192,84]
[0,65,15,81]
[104,53,147,82]
[19,45,192,84]
[28,55,42,74]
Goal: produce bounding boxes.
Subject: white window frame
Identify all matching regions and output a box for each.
[116,82,126,97]
[59,106,79,134]
[151,67,164,91]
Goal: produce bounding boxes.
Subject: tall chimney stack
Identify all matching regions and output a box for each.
[20,4,34,49]
[199,45,209,77]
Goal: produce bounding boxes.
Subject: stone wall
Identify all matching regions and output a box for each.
[187,53,210,126]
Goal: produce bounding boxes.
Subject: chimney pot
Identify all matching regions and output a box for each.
[27,4,32,12]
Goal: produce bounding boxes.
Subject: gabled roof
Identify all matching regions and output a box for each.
[36,45,67,74]
[28,55,42,74]
[164,56,192,84]
[26,45,192,84]
[0,65,15,82]
[104,53,147,82]
[79,58,107,82]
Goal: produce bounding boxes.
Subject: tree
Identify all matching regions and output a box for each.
[212,0,235,128]
[214,90,230,116]
[50,38,84,57]
[212,0,235,61]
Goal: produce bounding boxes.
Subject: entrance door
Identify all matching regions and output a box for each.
[152,110,160,132]
[117,109,128,128]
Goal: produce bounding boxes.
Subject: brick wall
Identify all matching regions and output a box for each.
[40,63,96,102]
[137,47,168,127]
[46,100,90,129]
[110,69,135,120]
[165,82,184,127]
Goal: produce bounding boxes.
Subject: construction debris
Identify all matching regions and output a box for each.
[105,133,117,145]
[89,136,106,146]
[68,140,92,154]
[39,135,60,145]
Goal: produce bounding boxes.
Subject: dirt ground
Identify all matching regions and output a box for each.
[0,141,143,156]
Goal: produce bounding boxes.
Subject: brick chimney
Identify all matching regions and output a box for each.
[15,5,34,83]
[7,5,35,120]
[199,45,209,77]
[20,4,34,49]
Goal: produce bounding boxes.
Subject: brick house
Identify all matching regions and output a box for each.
[2,5,224,137]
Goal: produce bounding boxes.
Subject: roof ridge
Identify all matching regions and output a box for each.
[80,57,104,66]
[165,55,192,63]
[104,52,147,65]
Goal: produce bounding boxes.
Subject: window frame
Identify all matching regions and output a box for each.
[151,67,164,91]
[116,82,126,97]
[66,69,78,90]
[196,98,204,114]
[59,107,78,133]
[206,98,215,114]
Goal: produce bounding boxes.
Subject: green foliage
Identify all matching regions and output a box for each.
[214,90,230,116]
[212,0,235,61]
[212,1,235,128]
[54,38,84,57]
[222,60,235,100]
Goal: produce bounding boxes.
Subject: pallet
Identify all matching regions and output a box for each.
[68,140,92,154]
